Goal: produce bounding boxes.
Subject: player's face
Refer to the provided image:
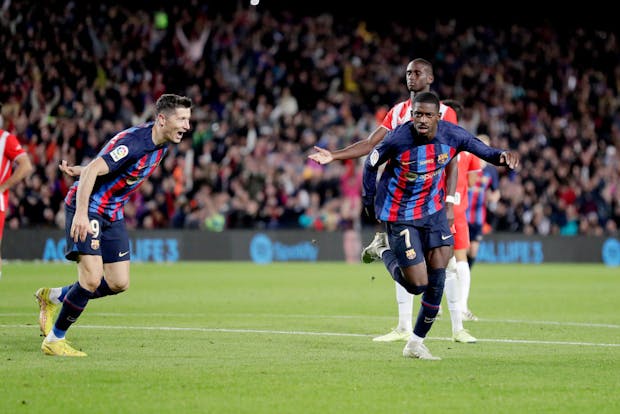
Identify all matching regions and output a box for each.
[406,62,434,93]
[411,102,439,138]
[162,108,191,144]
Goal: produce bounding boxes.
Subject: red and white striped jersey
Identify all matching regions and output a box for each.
[381,99,458,130]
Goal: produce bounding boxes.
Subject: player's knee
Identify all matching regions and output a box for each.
[408,284,427,295]
[108,280,129,293]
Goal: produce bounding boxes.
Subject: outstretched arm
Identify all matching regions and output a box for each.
[308,126,388,165]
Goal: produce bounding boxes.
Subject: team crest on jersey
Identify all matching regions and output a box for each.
[90,239,100,250]
[437,153,449,164]
[405,248,416,260]
[110,145,129,162]
[369,149,380,166]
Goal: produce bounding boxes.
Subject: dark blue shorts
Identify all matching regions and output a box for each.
[468,223,484,242]
[64,205,130,263]
[386,210,453,268]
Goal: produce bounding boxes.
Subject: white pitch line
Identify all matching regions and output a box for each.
[2,312,619,329]
[2,324,619,347]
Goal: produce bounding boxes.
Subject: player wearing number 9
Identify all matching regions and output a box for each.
[34,94,193,357]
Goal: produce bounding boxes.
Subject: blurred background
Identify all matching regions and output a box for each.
[1,0,619,264]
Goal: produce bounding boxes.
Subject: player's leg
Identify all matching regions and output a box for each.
[444,256,465,335]
[40,208,104,356]
[453,218,478,322]
[467,223,483,269]
[403,243,452,361]
[97,218,131,295]
[444,216,477,341]
[373,282,413,342]
[383,222,428,294]
[362,228,413,342]
[402,213,452,360]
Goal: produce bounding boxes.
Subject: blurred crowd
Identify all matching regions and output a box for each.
[1,1,619,236]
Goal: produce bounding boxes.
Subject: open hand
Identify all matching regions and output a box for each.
[307,146,334,165]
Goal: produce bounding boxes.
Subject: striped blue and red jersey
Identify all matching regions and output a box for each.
[466,164,499,225]
[363,120,505,222]
[64,122,167,221]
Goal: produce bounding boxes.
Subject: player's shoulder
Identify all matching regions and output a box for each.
[390,120,413,137]
[437,119,464,135]
[389,98,411,112]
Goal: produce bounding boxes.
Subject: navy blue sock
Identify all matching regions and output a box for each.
[58,282,78,302]
[382,250,426,295]
[92,278,119,299]
[413,268,446,338]
[54,283,93,334]
[468,256,476,269]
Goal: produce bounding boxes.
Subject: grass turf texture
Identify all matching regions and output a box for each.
[1,262,619,413]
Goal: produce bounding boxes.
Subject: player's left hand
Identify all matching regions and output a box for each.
[500,151,520,169]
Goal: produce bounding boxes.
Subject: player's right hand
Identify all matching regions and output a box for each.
[70,214,94,243]
[307,146,334,165]
[363,203,379,223]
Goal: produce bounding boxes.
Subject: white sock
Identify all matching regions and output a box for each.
[457,260,472,312]
[444,259,463,333]
[49,287,63,304]
[395,282,413,332]
[45,330,64,342]
[410,333,424,343]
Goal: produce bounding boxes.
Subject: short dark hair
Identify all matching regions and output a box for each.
[411,58,433,75]
[413,91,440,110]
[155,94,193,115]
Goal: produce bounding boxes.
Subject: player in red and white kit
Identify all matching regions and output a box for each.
[465,134,500,316]
[445,149,481,335]
[0,127,34,279]
[308,59,463,342]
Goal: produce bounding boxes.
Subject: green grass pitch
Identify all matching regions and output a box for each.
[1,261,619,413]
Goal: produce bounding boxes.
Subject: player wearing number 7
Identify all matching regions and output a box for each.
[361,92,519,360]
[34,94,193,357]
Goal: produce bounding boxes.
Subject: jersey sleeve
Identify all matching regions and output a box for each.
[4,133,26,160]
[100,136,140,173]
[441,105,458,125]
[453,127,504,166]
[362,129,396,203]
[380,106,397,130]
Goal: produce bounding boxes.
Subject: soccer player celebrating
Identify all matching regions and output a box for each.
[35,94,192,356]
[361,92,519,360]
[308,58,460,342]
